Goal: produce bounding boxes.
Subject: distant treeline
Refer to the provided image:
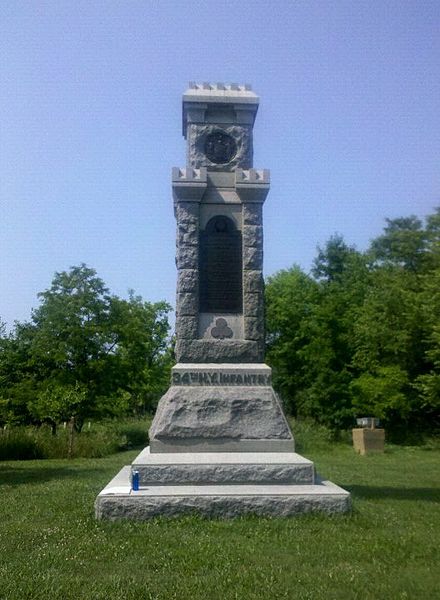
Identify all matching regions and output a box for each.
[265,208,440,439]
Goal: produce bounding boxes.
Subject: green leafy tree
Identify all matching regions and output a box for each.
[350,365,411,422]
[0,265,173,426]
[0,321,41,425]
[265,266,319,415]
[266,239,368,429]
[370,215,428,271]
[107,292,172,414]
[27,264,116,425]
[28,382,87,435]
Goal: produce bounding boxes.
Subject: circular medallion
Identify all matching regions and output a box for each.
[205,131,237,164]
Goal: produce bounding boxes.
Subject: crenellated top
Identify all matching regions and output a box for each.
[184,82,258,101]
[182,82,259,139]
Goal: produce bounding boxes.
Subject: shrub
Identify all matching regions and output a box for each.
[0,428,44,460]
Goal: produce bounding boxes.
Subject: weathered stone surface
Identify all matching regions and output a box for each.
[177,221,198,245]
[175,339,263,363]
[243,246,263,270]
[149,386,293,443]
[132,448,314,485]
[151,438,294,453]
[175,202,199,224]
[244,317,264,341]
[137,463,313,485]
[176,292,198,316]
[175,316,198,339]
[243,270,263,293]
[243,225,263,248]
[177,269,198,293]
[243,203,262,226]
[243,292,264,318]
[95,467,351,520]
[133,448,313,485]
[176,244,198,270]
[187,124,253,171]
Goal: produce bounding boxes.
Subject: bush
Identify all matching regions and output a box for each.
[290,418,351,453]
[0,428,43,460]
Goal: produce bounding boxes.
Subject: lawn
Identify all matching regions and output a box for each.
[0,441,439,599]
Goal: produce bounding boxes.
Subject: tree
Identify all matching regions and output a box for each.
[265,266,319,415]
[370,216,428,271]
[106,292,172,414]
[265,242,369,429]
[312,234,361,283]
[28,382,87,435]
[0,265,173,426]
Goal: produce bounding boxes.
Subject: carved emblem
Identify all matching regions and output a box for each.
[211,318,233,339]
[205,131,237,164]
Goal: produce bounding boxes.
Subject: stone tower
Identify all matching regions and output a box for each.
[95,84,350,518]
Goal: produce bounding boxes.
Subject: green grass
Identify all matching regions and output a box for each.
[0,442,439,599]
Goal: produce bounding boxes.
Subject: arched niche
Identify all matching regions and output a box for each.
[199,215,243,313]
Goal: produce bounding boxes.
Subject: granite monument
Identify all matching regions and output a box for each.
[95,83,350,518]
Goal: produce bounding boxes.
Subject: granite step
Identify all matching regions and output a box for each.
[131,447,315,485]
[95,466,351,519]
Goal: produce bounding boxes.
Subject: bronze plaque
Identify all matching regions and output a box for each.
[205,131,237,164]
[199,216,242,313]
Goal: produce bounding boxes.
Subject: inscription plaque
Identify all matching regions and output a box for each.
[172,371,271,386]
[199,216,242,313]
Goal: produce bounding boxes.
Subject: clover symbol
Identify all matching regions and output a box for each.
[211,318,233,339]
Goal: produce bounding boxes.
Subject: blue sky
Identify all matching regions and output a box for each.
[1,0,439,330]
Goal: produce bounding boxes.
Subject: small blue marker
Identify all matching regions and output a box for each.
[132,470,139,491]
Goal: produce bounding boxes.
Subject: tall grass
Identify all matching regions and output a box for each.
[0,418,151,461]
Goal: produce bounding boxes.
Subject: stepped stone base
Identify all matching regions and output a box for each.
[95,448,351,519]
[95,363,351,519]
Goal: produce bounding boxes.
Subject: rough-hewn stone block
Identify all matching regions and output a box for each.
[243,292,264,318]
[175,316,198,339]
[243,203,262,226]
[243,270,263,293]
[175,202,199,224]
[149,386,293,443]
[244,317,264,341]
[177,269,198,293]
[177,221,198,245]
[243,225,263,248]
[176,244,198,270]
[243,246,263,270]
[175,339,263,363]
[176,292,198,316]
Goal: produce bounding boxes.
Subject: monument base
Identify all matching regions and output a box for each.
[95,364,351,519]
[95,448,351,519]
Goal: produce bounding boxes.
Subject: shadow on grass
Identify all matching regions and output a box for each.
[0,464,110,487]
[347,484,440,503]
